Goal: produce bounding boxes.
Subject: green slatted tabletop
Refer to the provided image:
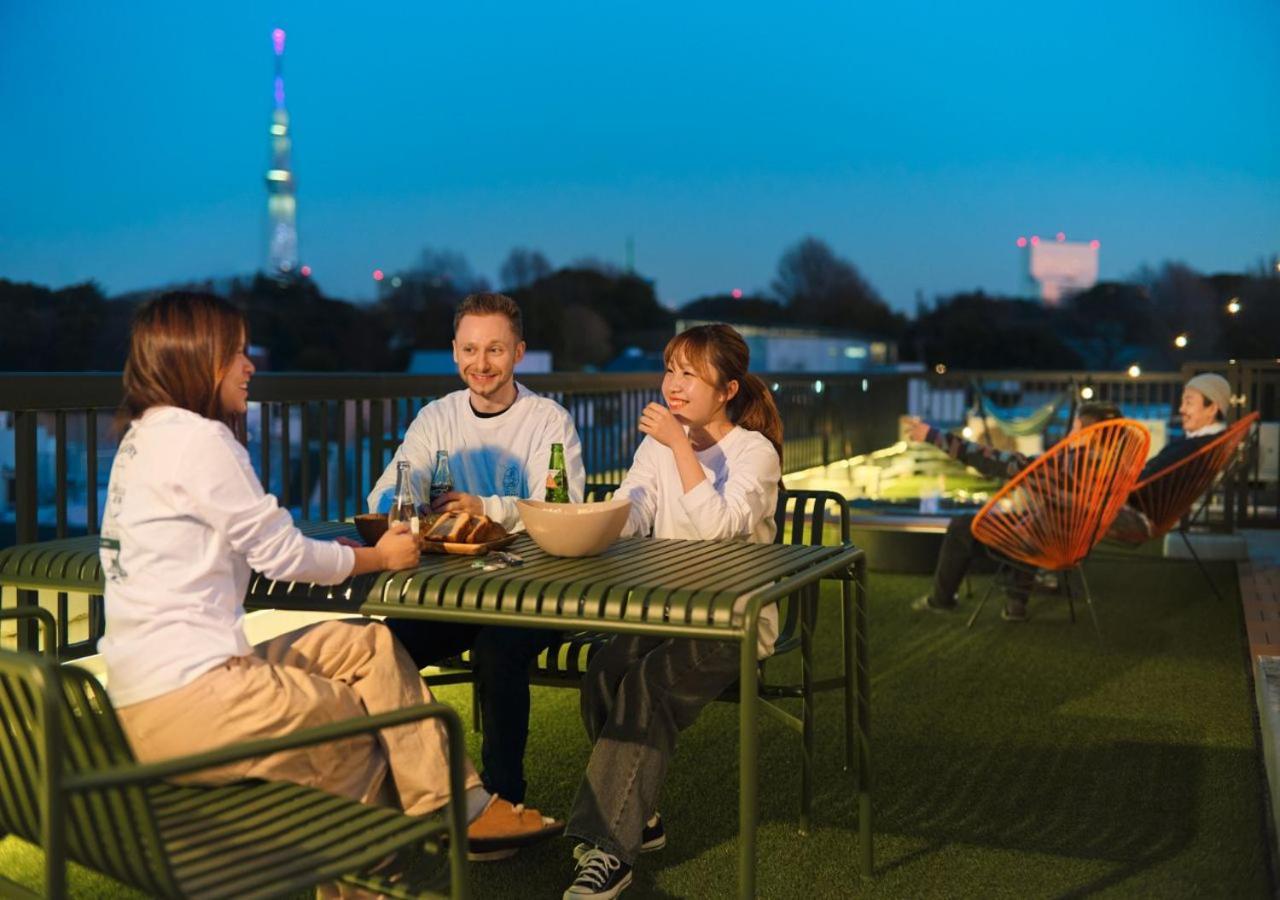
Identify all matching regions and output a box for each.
[0,523,871,897]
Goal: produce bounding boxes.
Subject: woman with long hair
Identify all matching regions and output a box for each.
[99,292,561,874]
[562,324,783,899]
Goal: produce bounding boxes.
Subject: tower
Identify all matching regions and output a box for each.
[265,27,298,275]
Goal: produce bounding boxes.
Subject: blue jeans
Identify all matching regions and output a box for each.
[565,635,739,865]
[388,621,559,803]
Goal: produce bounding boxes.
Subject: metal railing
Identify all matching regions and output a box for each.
[3,363,1275,657]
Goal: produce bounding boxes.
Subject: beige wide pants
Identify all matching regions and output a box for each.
[117,618,481,817]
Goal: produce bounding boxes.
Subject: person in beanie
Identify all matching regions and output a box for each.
[1137,372,1232,480]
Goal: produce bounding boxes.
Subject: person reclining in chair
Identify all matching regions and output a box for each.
[1107,373,1235,543]
[906,401,1122,622]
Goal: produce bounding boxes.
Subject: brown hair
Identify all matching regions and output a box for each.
[453,292,523,339]
[1076,401,1122,426]
[663,324,784,460]
[118,292,248,434]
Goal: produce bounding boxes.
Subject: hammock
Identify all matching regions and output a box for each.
[972,382,1075,439]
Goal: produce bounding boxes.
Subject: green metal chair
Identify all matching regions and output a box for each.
[0,606,470,900]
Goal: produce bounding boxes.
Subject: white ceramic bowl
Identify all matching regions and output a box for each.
[516,498,632,557]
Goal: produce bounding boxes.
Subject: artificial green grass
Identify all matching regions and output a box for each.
[2,556,1270,897]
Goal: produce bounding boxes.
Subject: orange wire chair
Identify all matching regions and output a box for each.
[967,418,1151,632]
[1108,411,1260,600]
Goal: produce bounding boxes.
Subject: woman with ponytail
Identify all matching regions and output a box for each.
[562,324,783,900]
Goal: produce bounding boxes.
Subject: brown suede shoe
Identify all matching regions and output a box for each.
[466,797,564,861]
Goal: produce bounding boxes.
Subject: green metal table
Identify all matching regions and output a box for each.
[0,525,871,896]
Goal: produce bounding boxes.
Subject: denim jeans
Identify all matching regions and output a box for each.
[388,620,559,803]
[931,512,1033,607]
[565,635,740,865]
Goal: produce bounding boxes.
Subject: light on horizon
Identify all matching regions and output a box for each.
[1227,297,1241,314]
[1055,232,1066,242]
[731,288,743,299]
[1030,235,1040,246]
[272,28,286,56]
[1174,333,1189,349]
[1089,239,1101,249]
[372,269,384,282]
[1127,364,1142,378]
[1080,386,1095,400]
[300,265,311,277]
[1016,237,1028,248]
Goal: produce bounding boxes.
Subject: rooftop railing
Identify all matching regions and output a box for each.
[2,363,1275,657]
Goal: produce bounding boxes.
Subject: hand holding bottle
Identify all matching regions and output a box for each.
[376,522,421,570]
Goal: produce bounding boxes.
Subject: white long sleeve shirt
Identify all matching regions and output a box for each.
[98,406,355,707]
[367,383,586,531]
[615,426,781,656]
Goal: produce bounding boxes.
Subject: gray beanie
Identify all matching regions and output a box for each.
[1184,373,1231,416]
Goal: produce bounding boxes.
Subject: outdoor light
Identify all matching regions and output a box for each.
[372,269,384,282]
[731,288,743,299]
[1056,232,1066,242]
[391,276,402,288]
[861,378,869,392]
[1016,236,1028,248]
[770,382,780,392]
[1127,364,1142,378]
[1174,334,1189,349]
[813,380,825,394]
[1080,386,1095,400]
[299,265,311,277]
[962,426,974,439]
[1090,239,1101,249]
[934,363,947,375]
[1227,298,1241,314]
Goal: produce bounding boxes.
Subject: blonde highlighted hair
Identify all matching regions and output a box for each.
[663,324,783,460]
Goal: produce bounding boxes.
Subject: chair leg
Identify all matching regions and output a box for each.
[1064,571,1076,624]
[1075,566,1102,641]
[966,570,1000,628]
[842,577,856,773]
[471,681,482,733]
[1179,528,1227,603]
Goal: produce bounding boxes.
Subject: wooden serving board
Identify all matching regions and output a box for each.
[419,533,519,555]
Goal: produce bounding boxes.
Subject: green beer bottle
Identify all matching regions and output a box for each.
[544,442,569,502]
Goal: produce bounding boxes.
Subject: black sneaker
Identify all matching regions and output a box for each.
[564,847,633,899]
[574,814,665,861]
[910,594,956,614]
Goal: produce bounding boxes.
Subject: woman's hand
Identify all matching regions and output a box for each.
[905,417,931,443]
[375,521,420,570]
[639,402,689,450]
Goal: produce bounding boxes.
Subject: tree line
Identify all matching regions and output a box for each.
[2,238,1276,372]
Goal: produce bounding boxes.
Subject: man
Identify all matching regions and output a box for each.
[369,292,586,829]
[1110,372,1233,542]
[908,401,1122,622]
[1138,372,1230,482]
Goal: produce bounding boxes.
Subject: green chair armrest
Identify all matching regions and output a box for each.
[64,701,464,790]
[0,606,57,657]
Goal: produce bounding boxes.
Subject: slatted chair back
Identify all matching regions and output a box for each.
[1127,411,1260,541]
[971,418,1150,571]
[583,483,619,502]
[772,490,850,654]
[0,643,179,896]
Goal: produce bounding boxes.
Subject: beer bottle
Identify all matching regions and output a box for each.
[544,442,569,502]
[430,450,453,504]
[389,460,421,535]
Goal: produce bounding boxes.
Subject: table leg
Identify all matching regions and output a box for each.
[800,585,816,834]
[855,557,873,881]
[738,627,759,898]
[842,574,856,773]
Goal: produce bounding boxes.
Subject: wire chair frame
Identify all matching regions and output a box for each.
[970,418,1151,573]
[1127,411,1261,541]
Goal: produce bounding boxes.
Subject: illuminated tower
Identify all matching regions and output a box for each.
[265,27,298,275]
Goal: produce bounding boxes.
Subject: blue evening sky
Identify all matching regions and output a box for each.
[2,1,1277,310]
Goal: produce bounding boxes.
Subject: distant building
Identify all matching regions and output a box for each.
[1017,234,1100,304]
[673,320,897,373]
[406,350,553,375]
